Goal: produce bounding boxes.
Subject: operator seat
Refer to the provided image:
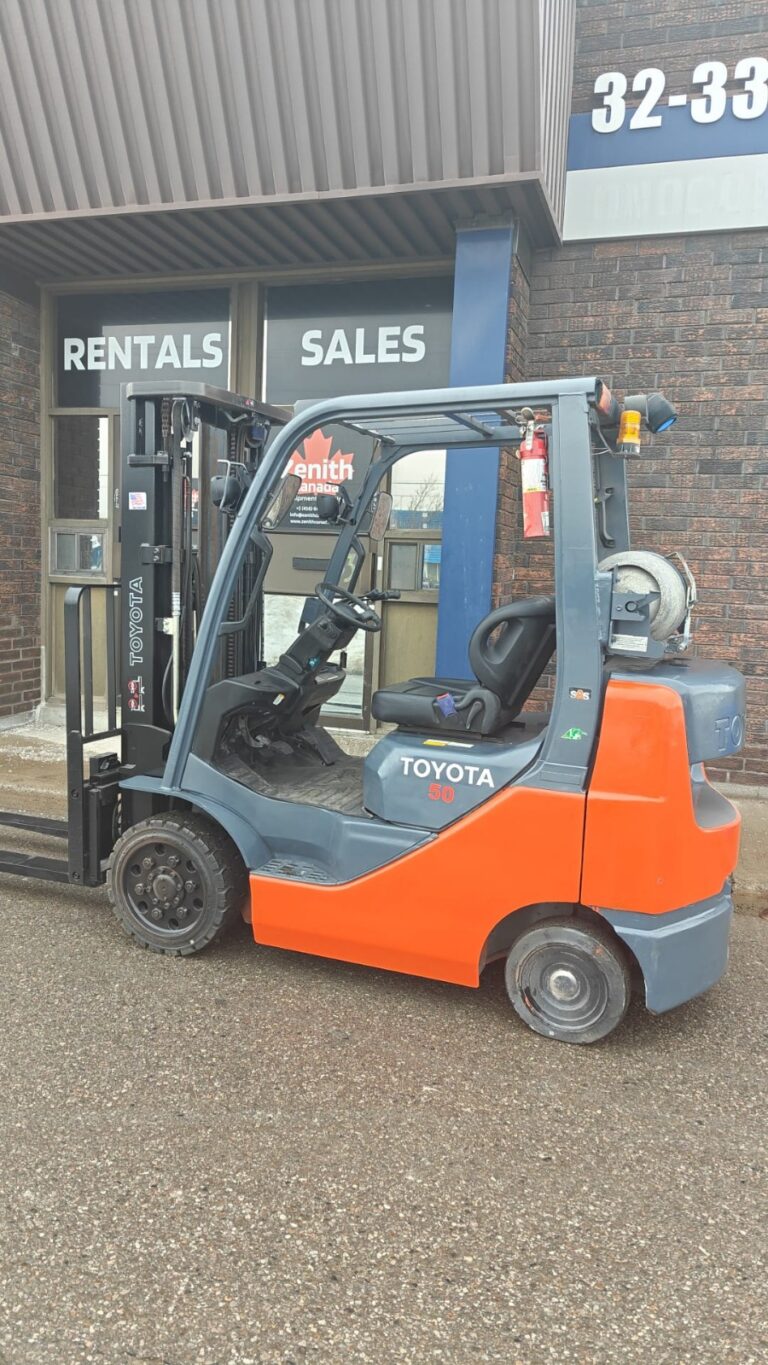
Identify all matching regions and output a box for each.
[371,595,556,736]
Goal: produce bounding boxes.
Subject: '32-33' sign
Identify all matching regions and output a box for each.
[592,57,768,133]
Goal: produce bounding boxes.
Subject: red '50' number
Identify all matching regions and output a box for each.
[428,783,455,803]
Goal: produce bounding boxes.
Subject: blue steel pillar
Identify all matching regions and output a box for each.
[436,222,517,677]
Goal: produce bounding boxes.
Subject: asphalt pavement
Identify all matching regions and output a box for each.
[0,869,766,1364]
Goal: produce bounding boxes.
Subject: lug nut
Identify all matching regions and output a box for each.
[167,855,180,867]
[150,908,163,922]
[142,856,153,869]
[185,880,197,892]
[134,882,144,894]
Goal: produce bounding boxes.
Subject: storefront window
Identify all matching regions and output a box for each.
[263,593,365,716]
[51,530,105,575]
[387,541,441,592]
[389,542,419,590]
[390,449,445,530]
[53,414,110,520]
[422,542,441,589]
[262,280,451,725]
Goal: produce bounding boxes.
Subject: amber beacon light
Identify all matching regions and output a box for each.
[617,408,642,456]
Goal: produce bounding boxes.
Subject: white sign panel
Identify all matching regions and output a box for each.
[564,56,768,240]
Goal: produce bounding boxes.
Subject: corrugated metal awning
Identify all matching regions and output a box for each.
[0,181,550,284]
[0,0,574,282]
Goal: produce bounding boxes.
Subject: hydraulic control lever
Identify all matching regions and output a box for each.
[366,589,401,603]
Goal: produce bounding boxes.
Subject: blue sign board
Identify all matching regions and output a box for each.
[564,58,768,239]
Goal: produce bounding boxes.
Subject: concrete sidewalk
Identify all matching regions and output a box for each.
[0,720,765,915]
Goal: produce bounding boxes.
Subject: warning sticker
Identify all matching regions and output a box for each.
[610,633,648,653]
[521,458,547,494]
[569,687,592,702]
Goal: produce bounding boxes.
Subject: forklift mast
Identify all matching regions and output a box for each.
[0,383,287,888]
[117,384,288,814]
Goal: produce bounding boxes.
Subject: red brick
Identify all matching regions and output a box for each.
[0,288,40,714]
[495,1,768,782]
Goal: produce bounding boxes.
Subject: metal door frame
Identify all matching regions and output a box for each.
[46,407,120,699]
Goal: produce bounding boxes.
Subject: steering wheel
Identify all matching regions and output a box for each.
[315,582,382,634]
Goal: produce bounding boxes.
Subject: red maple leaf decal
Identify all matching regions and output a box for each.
[286,427,356,495]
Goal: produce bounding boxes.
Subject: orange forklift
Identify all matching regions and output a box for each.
[0,377,744,1042]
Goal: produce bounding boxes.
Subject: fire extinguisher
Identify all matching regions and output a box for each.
[517,410,551,539]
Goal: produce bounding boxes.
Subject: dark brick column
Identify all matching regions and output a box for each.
[525,232,768,784]
[0,286,41,723]
[495,229,559,709]
[495,228,546,606]
[496,0,768,784]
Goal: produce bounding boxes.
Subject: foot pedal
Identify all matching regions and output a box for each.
[300,726,344,766]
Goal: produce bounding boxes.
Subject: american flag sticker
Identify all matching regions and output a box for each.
[128,492,147,510]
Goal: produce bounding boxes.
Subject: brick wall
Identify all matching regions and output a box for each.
[496,231,540,615]
[572,0,768,117]
[525,232,768,778]
[0,288,41,722]
[497,0,768,781]
[497,230,558,707]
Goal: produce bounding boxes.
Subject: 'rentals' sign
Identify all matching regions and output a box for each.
[264,277,452,530]
[56,289,230,407]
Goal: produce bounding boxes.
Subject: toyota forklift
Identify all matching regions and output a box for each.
[0,378,744,1043]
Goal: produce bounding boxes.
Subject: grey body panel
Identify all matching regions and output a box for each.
[690,764,741,830]
[364,724,547,831]
[608,658,746,762]
[602,887,733,1014]
[517,392,606,793]
[120,773,272,872]
[594,445,631,553]
[122,755,431,882]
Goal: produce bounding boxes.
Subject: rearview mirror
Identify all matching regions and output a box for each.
[369,490,392,541]
[263,473,301,528]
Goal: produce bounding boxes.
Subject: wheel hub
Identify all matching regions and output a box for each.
[122,840,204,932]
[519,945,609,1032]
[504,922,631,1044]
[545,966,581,1002]
[151,869,184,907]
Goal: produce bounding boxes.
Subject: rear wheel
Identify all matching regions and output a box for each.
[504,917,630,1044]
[107,811,248,956]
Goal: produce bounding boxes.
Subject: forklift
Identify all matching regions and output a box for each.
[0,377,744,1043]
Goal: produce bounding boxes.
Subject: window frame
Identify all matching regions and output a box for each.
[47,407,119,583]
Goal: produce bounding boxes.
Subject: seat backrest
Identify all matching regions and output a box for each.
[468,595,556,719]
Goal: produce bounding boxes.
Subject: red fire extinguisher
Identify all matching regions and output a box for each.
[517,412,551,539]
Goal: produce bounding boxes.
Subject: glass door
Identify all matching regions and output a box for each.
[47,410,119,698]
[375,450,445,699]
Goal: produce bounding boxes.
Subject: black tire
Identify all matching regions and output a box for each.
[107,811,248,956]
[504,917,630,1044]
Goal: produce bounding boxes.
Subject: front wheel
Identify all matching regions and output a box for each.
[107,811,248,956]
[504,918,630,1044]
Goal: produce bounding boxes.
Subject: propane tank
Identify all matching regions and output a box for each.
[517,412,551,539]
